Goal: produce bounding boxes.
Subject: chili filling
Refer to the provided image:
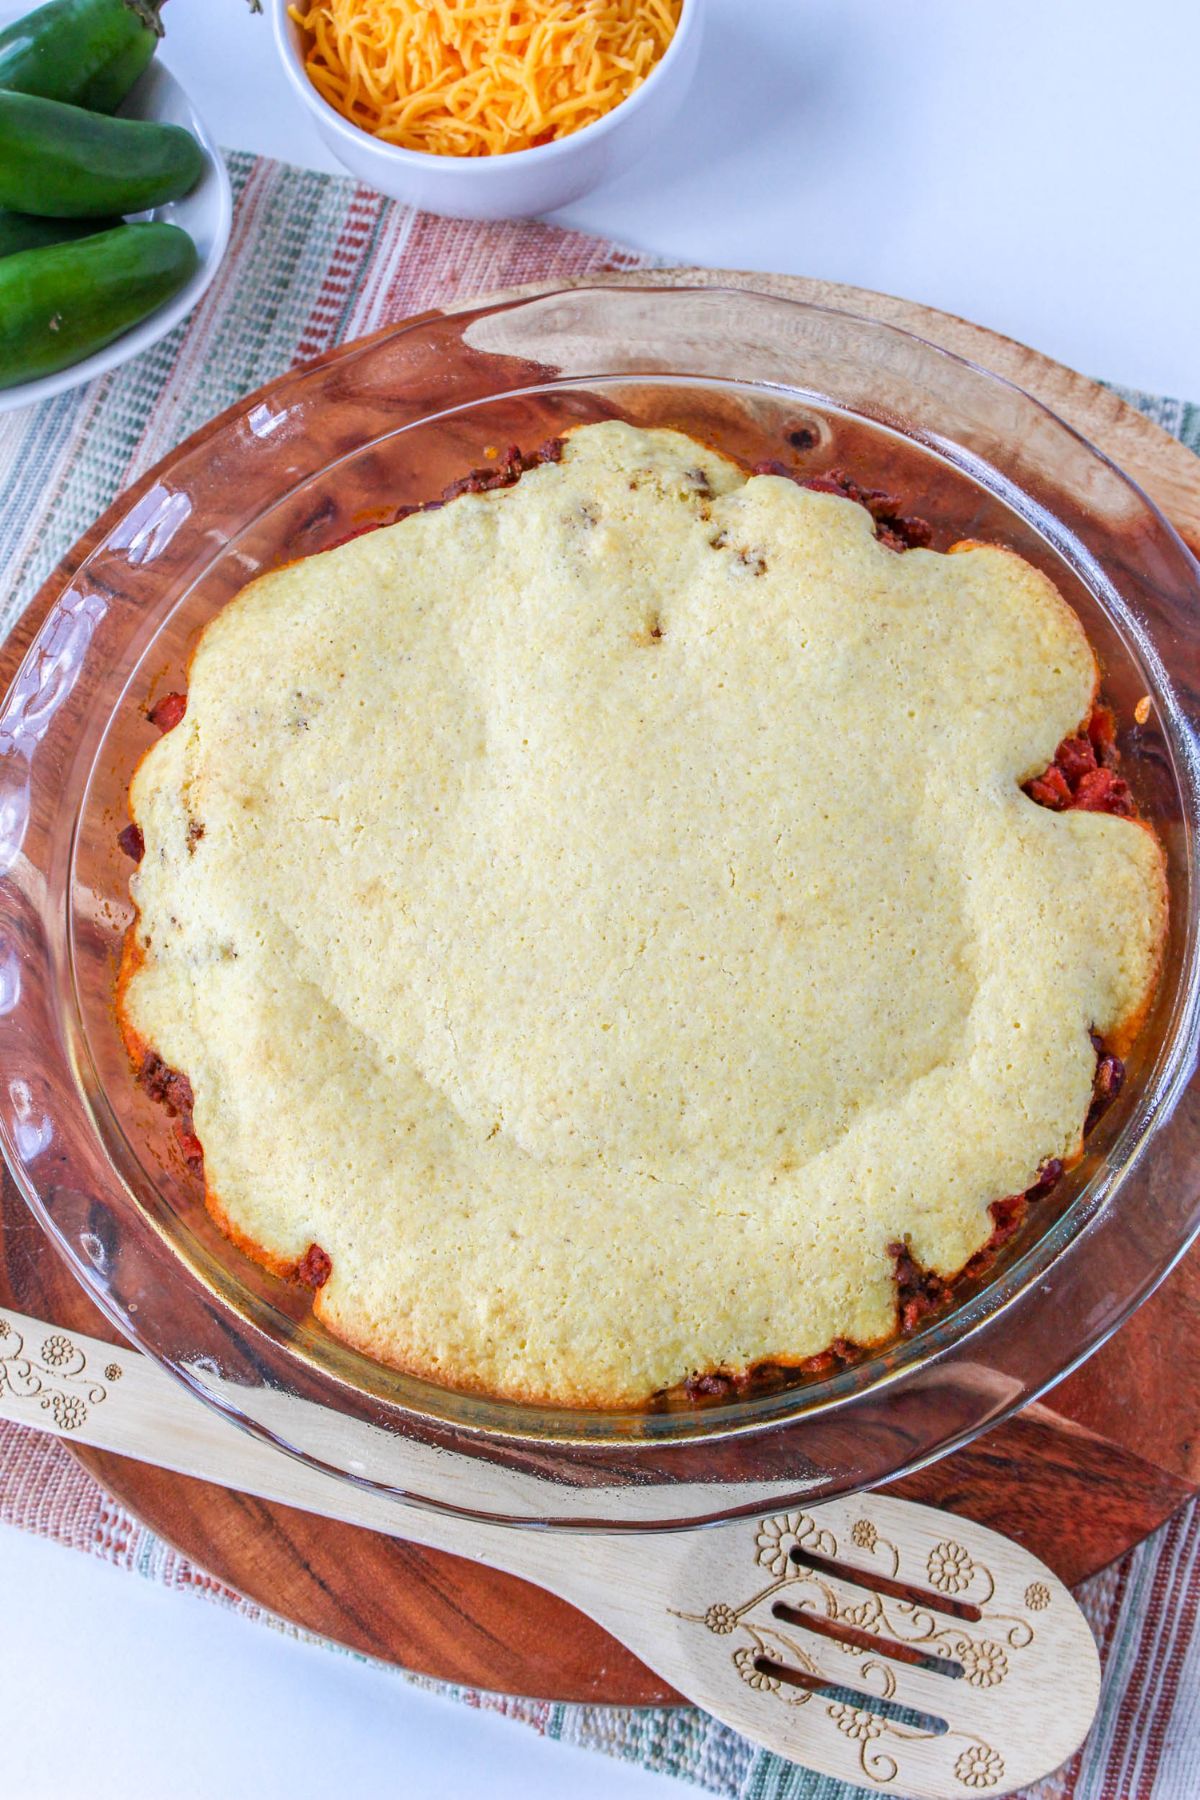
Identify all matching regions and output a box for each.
[138,1050,204,1173]
[1024,705,1133,817]
[148,690,187,733]
[297,1242,333,1289]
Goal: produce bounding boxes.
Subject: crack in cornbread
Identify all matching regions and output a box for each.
[118,421,1167,1406]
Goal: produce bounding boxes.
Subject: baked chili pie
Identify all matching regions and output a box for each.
[117,422,1167,1407]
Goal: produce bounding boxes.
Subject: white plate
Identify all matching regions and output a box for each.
[0,52,232,414]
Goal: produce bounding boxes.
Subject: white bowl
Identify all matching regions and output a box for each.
[271,0,704,220]
[0,54,232,414]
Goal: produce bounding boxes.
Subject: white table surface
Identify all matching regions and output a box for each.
[166,0,1200,398]
[8,2,1199,1795]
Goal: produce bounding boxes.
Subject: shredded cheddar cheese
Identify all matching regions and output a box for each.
[288,0,683,158]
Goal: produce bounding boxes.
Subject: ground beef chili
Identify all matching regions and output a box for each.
[296,1243,332,1289]
[175,1125,204,1170]
[148,691,187,733]
[679,1336,859,1405]
[440,436,565,501]
[1025,705,1134,817]
[139,1050,193,1118]
[1086,1029,1126,1132]
[137,1052,204,1174]
[888,1241,955,1336]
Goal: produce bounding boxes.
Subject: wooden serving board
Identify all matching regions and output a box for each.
[4,271,1198,1708]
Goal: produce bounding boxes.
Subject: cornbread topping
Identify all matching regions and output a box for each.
[119,422,1166,1407]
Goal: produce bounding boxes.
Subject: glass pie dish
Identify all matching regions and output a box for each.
[1,284,1197,1528]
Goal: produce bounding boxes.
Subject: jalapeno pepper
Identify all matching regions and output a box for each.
[0,0,160,114]
[0,221,197,389]
[0,208,120,258]
[0,89,203,217]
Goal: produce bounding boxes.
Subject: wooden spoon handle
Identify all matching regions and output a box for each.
[0,1307,510,1557]
[0,1307,1101,1796]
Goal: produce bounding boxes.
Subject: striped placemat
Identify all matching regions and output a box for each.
[1,150,1197,1800]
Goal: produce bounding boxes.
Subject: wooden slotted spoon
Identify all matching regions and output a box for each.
[0,1305,1099,1797]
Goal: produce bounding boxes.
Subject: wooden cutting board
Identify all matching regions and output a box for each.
[3,271,1198,1707]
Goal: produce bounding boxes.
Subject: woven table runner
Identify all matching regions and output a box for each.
[1,151,1197,1800]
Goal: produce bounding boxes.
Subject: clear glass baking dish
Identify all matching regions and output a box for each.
[0,284,1197,1528]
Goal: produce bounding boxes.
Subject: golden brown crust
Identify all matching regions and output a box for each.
[114,422,1169,1408]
